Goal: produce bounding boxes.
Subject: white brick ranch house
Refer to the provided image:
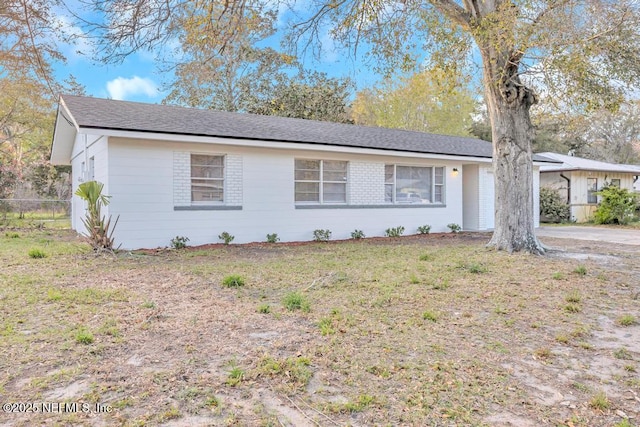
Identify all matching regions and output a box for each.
[50,95,551,249]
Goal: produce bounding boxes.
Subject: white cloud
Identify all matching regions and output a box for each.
[106,76,159,100]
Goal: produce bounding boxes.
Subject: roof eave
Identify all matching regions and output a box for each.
[78,125,496,162]
[541,167,640,174]
[50,98,79,165]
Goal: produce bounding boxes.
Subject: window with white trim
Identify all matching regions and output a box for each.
[385,165,445,204]
[587,177,598,204]
[191,154,224,202]
[295,159,347,203]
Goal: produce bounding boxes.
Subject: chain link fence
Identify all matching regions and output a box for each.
[0,199,71,227]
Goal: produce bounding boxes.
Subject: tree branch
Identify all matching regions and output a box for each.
[428,0,472,30]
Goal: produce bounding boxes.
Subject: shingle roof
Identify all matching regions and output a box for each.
[59,95,552,161]
[537,152,640,174]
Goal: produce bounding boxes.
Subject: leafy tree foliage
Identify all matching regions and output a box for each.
[0,160,18,199]
[28,162,72,200]
[0,2,85,202]
[249,71,352,123]
[524,102,640,165]
[0,0,64,96]
[163,4,298,112]
[160,2,352,122]
[352,67,476,136]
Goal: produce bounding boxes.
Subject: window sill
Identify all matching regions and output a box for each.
[296,204,446,209]
[174,205,242,211]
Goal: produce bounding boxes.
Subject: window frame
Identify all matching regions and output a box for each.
[610,178,621,188]
[385,164,446,205]
[294,159,348,204]
[587,177,598,204]
[190,153,225,204]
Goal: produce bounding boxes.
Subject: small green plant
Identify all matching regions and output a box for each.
[222,275,245,288]
[266,233,279,243]
[417,225,431,234]
[28,248,47,259]
[419,253,433,261]
[565,290,582,303]
[385,226,405,237]
[422,310,438,322]
[467,263,488,274]
[142,301,156,309]
[350,229,365,239]
[75,328,94,344]
[283,291,310,312]
[613,347,633,360]
[552,272,564,280]
[447,223,461,233]
[564,303,582,313]
[343,394,375,413]
[170,236,189,249]
[218,232,234,245]
[159,406,181,421]
[573,265,587,275]
[555,333,569,344]
[313,229,331,242]
[226,366,244,386]
[494,304,508,315]
[5,232,20,238]
[257,304,271,314]
[318,317,335,335]
[588,391,610,410]
[534,347,551,359]
[431,279,450,290]
[617,314,637,326]
[205,395,220,408]
[259,356,312,388]
[614,419,634,427]
[624,364,636,372]
[572,382,590,393]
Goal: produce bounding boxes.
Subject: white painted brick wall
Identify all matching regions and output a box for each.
[348,162,385,205]
[173,151,191,206]
[225,154,243,205]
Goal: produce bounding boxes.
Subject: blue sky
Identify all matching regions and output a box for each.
[51,5,383,104]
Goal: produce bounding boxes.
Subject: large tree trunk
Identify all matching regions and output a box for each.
[481,52,545,254]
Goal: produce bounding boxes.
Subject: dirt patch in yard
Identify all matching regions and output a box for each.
[0,230,638,426]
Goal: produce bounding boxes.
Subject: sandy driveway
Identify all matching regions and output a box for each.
[537,225,640,246]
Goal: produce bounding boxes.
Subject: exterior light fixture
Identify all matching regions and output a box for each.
[452,168,459,176]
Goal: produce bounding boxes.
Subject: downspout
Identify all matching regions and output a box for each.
[84,134,88,181]
[560,173,571,204]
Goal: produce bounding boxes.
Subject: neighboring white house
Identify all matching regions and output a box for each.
[51,95,551,249]
[538,152,640,222]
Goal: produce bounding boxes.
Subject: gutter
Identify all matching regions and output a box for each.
[560,173,571,204]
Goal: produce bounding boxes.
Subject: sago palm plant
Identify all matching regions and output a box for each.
[74,181,119,251]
